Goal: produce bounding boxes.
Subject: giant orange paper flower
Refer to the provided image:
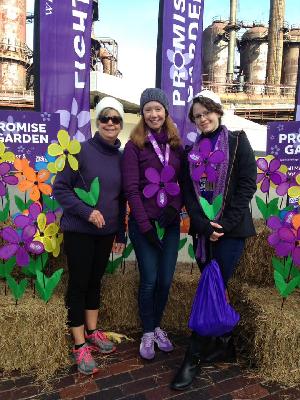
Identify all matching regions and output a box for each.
[18,167,52,201]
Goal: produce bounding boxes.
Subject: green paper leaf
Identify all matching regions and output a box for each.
[42,194,60,211]
[7,276,28,301]
[35,269,64,302]
[255,196,268,219]
[155,222,165,240]
[74,177,100,206]
[122,243,133,259]
[14,195,32,213]
[212,194,223,219]
[0,193,10,222]
[188,243,195,260]
[282,276,300,297]
[267,197,279,218]
[0,257,16,278]
[22,253,48,277]
[199,197,214,220]
[105,257,123,274]
[178,237,187,251]
[274,270,300,298]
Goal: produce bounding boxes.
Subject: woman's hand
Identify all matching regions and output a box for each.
[209,221,224,242]
[88,210,105,228]
[112,242,125,254]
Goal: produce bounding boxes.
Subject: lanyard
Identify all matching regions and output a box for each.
[147,132,170,166]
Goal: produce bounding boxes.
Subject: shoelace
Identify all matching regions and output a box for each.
[93,330,108,342]
[155,329,168,342]
[76,345,95,363]
[142,334,154,348]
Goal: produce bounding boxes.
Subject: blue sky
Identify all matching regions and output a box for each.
[26,0,298,92]
[94,0,299,91]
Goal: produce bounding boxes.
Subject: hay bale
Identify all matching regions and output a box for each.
[233,219,274,287]
[100,262,199,334]
[229,280,300,385]
[0,291,70,381]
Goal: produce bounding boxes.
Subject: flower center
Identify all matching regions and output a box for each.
[63,150,69,155]
[159,182,165,188]
[34,181,38,185]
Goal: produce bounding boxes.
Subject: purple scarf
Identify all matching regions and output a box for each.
[189,125,230,262]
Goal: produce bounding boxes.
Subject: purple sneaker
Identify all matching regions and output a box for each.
[139,332,155,360]
[154,327,174,352]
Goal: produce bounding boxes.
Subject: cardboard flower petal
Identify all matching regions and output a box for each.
[0,225,44,267]
[143,165,180,208]
[14,202,42,228]
[0,142,15,163]
[13,158,30,180]
[18,167,52,201]
[48,129,81,171]
[52,232,63,257]
[188,139,225,183]
[0,162,18,197]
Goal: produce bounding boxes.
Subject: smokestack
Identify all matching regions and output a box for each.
[266,0,286,94]
[226,0,238,83]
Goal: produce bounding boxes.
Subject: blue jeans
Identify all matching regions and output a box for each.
[129,218,180,333]
[194,237,245,286]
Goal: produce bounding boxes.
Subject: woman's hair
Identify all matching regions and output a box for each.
[97,107,123,128]
[130,115,181,149]
[188,97,224,123]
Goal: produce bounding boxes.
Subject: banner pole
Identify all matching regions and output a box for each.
[33,0,41,112]
[155,0,164,89]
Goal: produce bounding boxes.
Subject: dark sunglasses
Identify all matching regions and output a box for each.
[98,115,122,125]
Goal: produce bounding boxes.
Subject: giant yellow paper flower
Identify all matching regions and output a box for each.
[47,130,81,171]
[0,142,15,163]
[34,213,59,252]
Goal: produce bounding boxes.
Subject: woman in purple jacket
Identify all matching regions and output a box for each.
[122,88,183,360]
[53,97,126,375]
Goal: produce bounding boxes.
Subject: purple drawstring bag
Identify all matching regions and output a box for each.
[188,259,240,336]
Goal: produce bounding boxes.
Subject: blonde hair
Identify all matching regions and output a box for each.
[130,115,181,149]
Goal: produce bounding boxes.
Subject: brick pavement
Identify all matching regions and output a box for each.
[0,335,299,400]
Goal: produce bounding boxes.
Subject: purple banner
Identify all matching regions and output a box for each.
[156,0,204,144]
[0,111,60,165]
[267,121,300,176]
[39,0,93,142]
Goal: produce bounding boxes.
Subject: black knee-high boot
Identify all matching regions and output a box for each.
[170,332,213,391]
[201,333,236,363]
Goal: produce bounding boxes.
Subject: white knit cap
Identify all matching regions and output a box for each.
[95,97,124,120]
[194,90,222,105]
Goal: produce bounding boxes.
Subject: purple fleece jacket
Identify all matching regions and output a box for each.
[53,133,126,242]
[122,131,183,233]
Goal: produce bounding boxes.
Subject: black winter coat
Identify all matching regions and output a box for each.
[182,130,257,239]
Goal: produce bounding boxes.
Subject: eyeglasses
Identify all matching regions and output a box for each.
[193,111,211,120]
[98,115,122,125]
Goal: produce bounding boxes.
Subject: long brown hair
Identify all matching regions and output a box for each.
[130,115,181,149]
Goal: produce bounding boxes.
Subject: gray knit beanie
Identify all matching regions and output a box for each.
[140,88,169,113]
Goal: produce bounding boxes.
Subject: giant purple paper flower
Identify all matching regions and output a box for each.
[267,216,300,267]
[14,202,56,229]
[143,165,180,208]
[0,226,44,267]
[256,157,284,193]
[188,139,225,183]
[0,162,18,197]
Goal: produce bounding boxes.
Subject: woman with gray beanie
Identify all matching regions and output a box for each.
[122,88,183,360]
[53,96,126,375]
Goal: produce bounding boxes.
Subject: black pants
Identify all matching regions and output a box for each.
[64,231,115,327]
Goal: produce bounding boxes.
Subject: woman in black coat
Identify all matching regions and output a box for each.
[171,90,257,390]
